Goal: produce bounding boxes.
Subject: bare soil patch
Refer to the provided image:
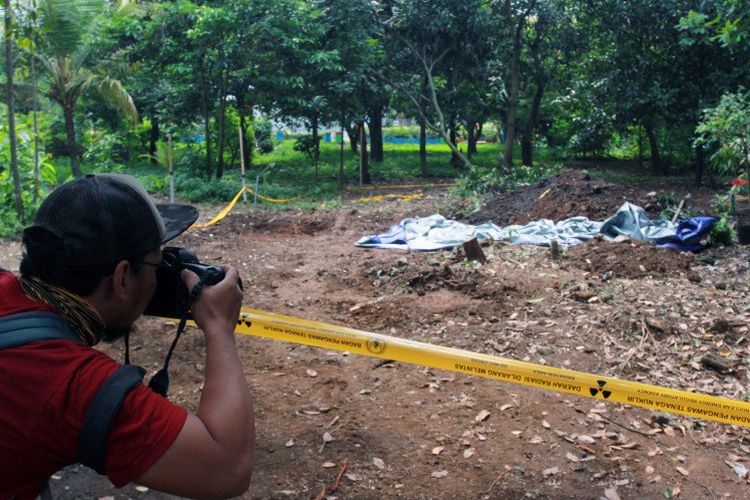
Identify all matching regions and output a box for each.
[2,175,750,500]
[563,238,694,280]
[469,169,719,225]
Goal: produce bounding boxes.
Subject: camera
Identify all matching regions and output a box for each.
[144,247,235,319]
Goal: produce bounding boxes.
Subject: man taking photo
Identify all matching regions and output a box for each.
[0,173,255,498]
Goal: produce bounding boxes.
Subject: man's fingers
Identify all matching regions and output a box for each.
[219,265,243,291]
[181,269,200,291]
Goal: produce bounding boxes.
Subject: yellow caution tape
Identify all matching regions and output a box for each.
[348,182,458,191]
[189,186,302,230]
[355,193,423,203]
[201,307,750,428]
[190,187,245,229]
[244,186,301,203]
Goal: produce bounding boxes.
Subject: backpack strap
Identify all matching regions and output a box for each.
[0,311,80,348]
[0,310,147,479]
[77,364,146,474]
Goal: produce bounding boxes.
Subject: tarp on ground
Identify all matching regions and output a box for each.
[354,202,717,253]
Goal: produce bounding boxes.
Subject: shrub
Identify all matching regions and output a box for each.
[293,135,316,159]
[254,117,274,154]
[696,91,750,191]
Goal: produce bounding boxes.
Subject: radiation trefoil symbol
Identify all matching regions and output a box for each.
[589,380,612,399]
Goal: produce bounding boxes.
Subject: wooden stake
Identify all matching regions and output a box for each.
[462,237,487,263]
[239,125,247,203]
[550,239,560,260]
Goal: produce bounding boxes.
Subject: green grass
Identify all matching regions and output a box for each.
[0,139,562,238]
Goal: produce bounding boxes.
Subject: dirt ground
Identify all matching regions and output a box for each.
[2,168,750,500]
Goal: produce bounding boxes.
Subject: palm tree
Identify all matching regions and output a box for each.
[32,0,136,177]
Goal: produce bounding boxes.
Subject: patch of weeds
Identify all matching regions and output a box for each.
[437,194,485,220]
[657,193,696,221]
[708,214,735,246]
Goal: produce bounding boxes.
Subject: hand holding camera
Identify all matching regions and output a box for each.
[182,265,243,337]
[144,247,243,323]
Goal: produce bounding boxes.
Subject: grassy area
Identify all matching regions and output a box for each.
[121,139,564,204]
[0,139,562,237]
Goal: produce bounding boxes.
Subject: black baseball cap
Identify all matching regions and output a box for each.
[23,173,198,266]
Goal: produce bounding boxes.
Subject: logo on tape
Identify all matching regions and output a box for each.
[366,339,387,354]
[590,380,612,399]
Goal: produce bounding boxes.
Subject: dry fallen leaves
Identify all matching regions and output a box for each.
[603,486,621,500]
[475,409,491,422]
[577,434,596,444]
[542,466,559,477]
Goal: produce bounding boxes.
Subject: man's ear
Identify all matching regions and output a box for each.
[110,259,137,302]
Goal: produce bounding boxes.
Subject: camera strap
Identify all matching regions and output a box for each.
[146,277,208,397]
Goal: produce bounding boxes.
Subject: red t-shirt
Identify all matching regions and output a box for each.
[0,271,188,499]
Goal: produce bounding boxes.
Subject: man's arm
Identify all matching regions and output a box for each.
[136,266,255,498]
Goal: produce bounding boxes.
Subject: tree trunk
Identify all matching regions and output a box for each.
[644,123,663,176]
[149,117,159,164]
[449,114,461,167]
[502,22,524,170]
[239,112,251,171]
[216,94,227,179]
[419,116,427,175]
[521,134,533,167]
[30,38,40,202]
[521,80,545,168]
[368,106,384,163]
[346,124,358,153]
[419,75,428,175]
[359,120,370,185]
[467,118,478,158]
[63,104,81,177]
[5,0,23,220]
[199,61,212,179]
[339,119,346,188]
[466,117,479,158]
[694,145,705,186]
[312,111,319,178]
[637,125,644,169]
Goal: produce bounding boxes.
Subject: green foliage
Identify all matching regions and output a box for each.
[381,125,441,139]
[174,172,244,202]
[707,214,735,246]
[695,91,750,179]
[292,135,316,160]
[456,162,563,196]
[0,111,57,237]
[680,2,750,49]
[254,118,274,154]
[656,193,695,221]
[82,124,127,171]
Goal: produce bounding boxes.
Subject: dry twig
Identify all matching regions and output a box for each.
[313,457,349,500]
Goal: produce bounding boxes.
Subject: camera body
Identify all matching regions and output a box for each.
[144,246,227,319]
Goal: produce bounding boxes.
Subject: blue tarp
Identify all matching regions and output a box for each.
[355,202,718,253]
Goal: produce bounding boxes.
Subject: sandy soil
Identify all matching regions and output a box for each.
[2,169,750,500]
